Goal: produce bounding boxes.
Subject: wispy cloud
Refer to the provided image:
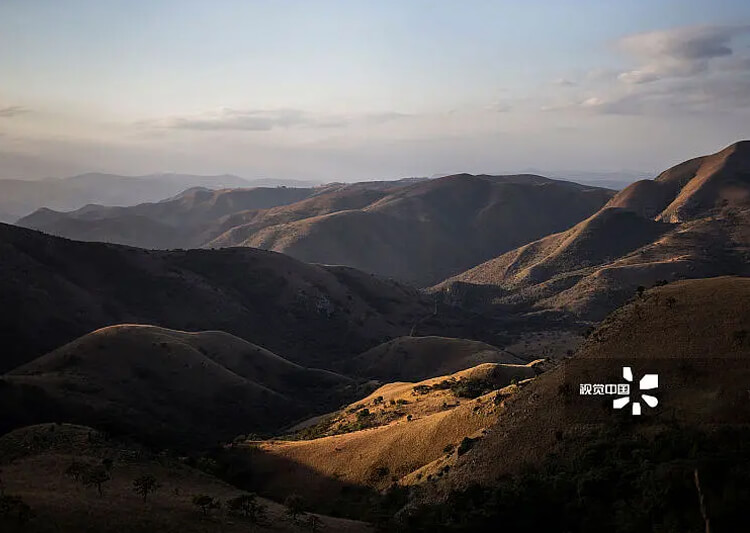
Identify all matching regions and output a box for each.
[545,24,750,116]
[617,25,750,84]
[0,106,30,118]
[140,108,411,132]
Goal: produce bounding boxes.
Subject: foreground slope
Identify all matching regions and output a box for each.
[0,326,355,446]
[435,141,750,319]
[241,362,541,508]
[0,223,481,372]
[428,276,750,493]
[226,174,613,286]
[0,424,369,533]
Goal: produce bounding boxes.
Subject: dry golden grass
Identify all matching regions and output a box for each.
[347,336,524,381]
[426,276,750,498]
[244,363,540,504]
[0,424,370,533]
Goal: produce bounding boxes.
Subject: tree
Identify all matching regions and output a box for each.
[306,514,324,532]
[284,494,306,523]
[132,474,160,502]
[192,494,220,517]
[82,466,111,496]
[227,493,267,523]
[64,460,87,482]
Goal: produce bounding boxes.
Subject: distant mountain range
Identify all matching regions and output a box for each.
[434,141,750,320]
[18,174,614,286]
[0,172,320,223]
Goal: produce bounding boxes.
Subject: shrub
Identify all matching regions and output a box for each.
[64,460,87,482]
[82,466,111,496]
[132,474,160,502]
[227,493,267,523]
[457,437,477,456]
[285,494,306,523]
[192,494,220,516]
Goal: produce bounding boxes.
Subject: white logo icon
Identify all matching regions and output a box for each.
[612,366,658,415]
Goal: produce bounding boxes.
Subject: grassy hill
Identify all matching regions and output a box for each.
[0,222,488,373]
[17,175,612,287]
[18,186,315,249]
[222,174,612,286]
[0,325,358,448]
[0,424,370,533]
[396,276,750,531]
[238,361,541,510]
[434,141,750,319]
[346,336,525,381]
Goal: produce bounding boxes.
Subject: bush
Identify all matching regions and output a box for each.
[451,379,494,399]
[227,493,267,523]
[285,494,306,523]
[132,474,160,502]
[192,494,221,516]
[456,437,477,456]
[82,466,110,496]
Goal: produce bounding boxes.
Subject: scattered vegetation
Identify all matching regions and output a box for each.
[284,494,307,523]
[132,474,160,502]
[227,493,267,523]
[191,494,221,517]
[392,425,750,532]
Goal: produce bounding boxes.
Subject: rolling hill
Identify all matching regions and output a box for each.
[346,336,525,381]
[0,424,369,532]
[17,174,613,286]
[216,174,613,286]
[0,173,287,223]
[240,361,541,509]
[0,325,358,447]
[418,277,750,496]
[18,186,316,249]
[0,222,486,373]
[434,141,750,319]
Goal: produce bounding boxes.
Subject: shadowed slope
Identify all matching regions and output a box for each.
[425,277,750,496]
[0,424,370,533]
[0,223,481,372]
[1,326,355,447]
[216,174,614,286]
[435,142,750,319]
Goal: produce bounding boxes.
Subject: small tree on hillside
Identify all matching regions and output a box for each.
[64,460,87,482]
[82,466,111,496]
[307,514,324,532]
[227,493,267,523]
[132,474,160,502]
[192,494,221,517]
[284,494,306,523]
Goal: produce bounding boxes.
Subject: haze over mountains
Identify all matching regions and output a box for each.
[0,172,319,223]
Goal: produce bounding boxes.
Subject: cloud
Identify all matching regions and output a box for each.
[544,24,750,117]
[0,106,30,118]
[553,78,577,87]
[141,108,411,132]
[617,25,750,84]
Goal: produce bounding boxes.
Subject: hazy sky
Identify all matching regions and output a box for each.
[2,0,750,180]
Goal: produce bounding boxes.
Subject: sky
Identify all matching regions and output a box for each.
[1,0,750,181]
